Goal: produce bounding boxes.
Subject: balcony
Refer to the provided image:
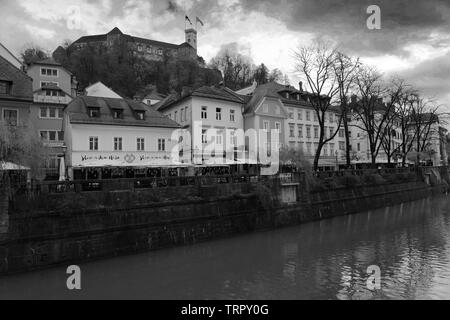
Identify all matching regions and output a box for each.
[33,95,72,105]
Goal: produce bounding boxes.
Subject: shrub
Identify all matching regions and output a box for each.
[362,174,386,185]
[337,174,361,188]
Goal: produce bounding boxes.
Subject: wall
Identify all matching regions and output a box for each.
[0,175,446,275]
[27,65,72,94]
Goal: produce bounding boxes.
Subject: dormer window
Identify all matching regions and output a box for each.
[297,94,300,101]
[88,107,100,118]
[136,111,145,120]
[285,92,289,99]
[0,81,11,95]
[112,109,123,119]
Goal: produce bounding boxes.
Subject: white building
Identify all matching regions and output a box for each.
[156,86,245,165]
[85,82,122,99]
[64,96,181,180]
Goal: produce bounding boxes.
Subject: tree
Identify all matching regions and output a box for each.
[293,41,343,171]
[333,51,360,167]
[253,63,269,85]
[20,45,49,65]
[268,68,283,82]
[0,121,48,179]
[351,69,405,167]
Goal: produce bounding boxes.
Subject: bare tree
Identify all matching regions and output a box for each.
[333,51,360,167]
[293,41,343,171]
[351,68,404,167]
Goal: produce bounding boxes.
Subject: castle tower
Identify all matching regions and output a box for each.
[185,28,197,51]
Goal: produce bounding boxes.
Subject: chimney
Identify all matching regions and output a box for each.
[299,81,303,92]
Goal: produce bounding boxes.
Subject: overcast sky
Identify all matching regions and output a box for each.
[1,0,449,119]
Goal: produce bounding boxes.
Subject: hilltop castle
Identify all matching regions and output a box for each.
[56,27,199,63]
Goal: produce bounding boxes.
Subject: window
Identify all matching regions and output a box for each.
[298,111,302,121]
[0,81,11,95]
[339,141,345,151]
[3,109,18,126]
[88,108,100,118]
[201,106,207,119]
[230,109,235,122]
[40,107,47,118]
[324,126,328,139]
[40,131,48,140]
[49,107,56,118]
[58,131,64,141]
[264,121,270,132]
[313,113,318,122]
[137,45,143,52]
[174,111,178,122]
[329,113,334,123]
[275,122,281,133]
[137,138,145,151]
[323,144,328,156]
[289,124,295,138]
[58,108,63,119]
[298,124,303,138]
[314,126,319,139]
[216,108,222,121]
[112,109,123,119]
[41,68,58,77]
[49,131,56,141]
[357,143,361,152]
[202,129,208,144]
[89,137,98,151]
[146,47,152,53]
[180,108,185,122]
[306,143,312,155]
[136,111,145,120]
[339,129,345,138]
[184,107,188,122]
[114,137,123,151]
[306,126,311,138]
[329,127,334,139]
[216,135,223,145]
[330,143,335,155]
[306,111,311,121]
[289,109,294,119]
[158,139,166,151]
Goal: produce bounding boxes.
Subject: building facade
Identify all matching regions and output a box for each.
[156,86,245,165]
[237,82,345,169]
[66,27,198,63]
[0,55,33,128]
[26,58,77,178]
[64,96,180,180]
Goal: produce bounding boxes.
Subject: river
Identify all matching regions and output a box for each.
[1,195,450,300]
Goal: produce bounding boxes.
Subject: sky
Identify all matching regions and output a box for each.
[0,0,449,121]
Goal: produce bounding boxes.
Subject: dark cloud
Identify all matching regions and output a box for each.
[396,51,450,108]
[239,0,450,56]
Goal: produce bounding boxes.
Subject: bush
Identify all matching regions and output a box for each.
[337,174,361,188]
[362,174,386,185]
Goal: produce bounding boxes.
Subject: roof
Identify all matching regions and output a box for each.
[66,96,181,128]
[0,55,33,101]
[0,42,24,69]
[243,82,314,115]
[72,27,186,50]
[156,85,244,112]
[33,58,62,67]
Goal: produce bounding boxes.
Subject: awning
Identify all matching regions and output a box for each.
[0,162,30,171]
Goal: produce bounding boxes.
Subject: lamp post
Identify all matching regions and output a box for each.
[335,150,339,171]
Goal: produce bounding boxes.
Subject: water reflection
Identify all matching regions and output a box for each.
[1,196,450,300]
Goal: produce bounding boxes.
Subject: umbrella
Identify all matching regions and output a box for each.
[59,157,66,181]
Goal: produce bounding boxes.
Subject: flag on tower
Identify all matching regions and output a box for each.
[185,15,193,26]
[196,17,205,27]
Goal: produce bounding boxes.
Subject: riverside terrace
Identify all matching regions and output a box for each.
[6,166,448,196]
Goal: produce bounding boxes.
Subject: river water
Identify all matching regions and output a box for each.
[1,195,450,300]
